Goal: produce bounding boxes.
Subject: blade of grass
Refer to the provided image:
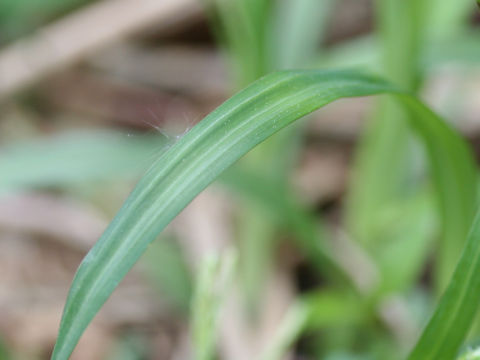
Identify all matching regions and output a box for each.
[210,0,336,317]
[408,209,480,360]
[206,0,271,86]
[51,70,477,359]
[236,199,277,314]
[207,0,277,315]
[346,0,470,295]
[259,291,364,360]
[346,0,426,249]
[192,250,236,360]
[271,0,334,69]
[372,190,435,293]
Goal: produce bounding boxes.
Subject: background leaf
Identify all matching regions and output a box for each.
[408,210,480,359]
[0,130,164,193]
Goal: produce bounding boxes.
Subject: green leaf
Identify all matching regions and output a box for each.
[0,130,164,193]
[372,190,436,293]
[271,0,334,69]
[51,70,477,359]
[105,333,148,360]
[260,291,364,360]
[208,0,272,86]
[425,30,480,68]
[142,236,193,314]
[426,0,475,38]
[192,250,236,360]
[346,0,426,248]
[220,167,349,285]
[347,0,476,292]
[408,210,480,360]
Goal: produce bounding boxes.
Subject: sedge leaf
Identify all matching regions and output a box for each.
[52,70,477,359]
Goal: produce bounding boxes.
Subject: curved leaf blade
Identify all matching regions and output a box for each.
[408,210,480,360]
[51,70,477,359]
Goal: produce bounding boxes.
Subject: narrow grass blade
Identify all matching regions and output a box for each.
[347,0,475,293]
[272,0,334,69]
[52,70,477,359]
[259,300,311,360]
[346,0,425,250]
[236,199,277,313]
[260,291,364,360]
[373,190,435,293]
[207,0,271,86]
[208,0,278,313]
[192,250,236,360]
[408,210,480,360]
